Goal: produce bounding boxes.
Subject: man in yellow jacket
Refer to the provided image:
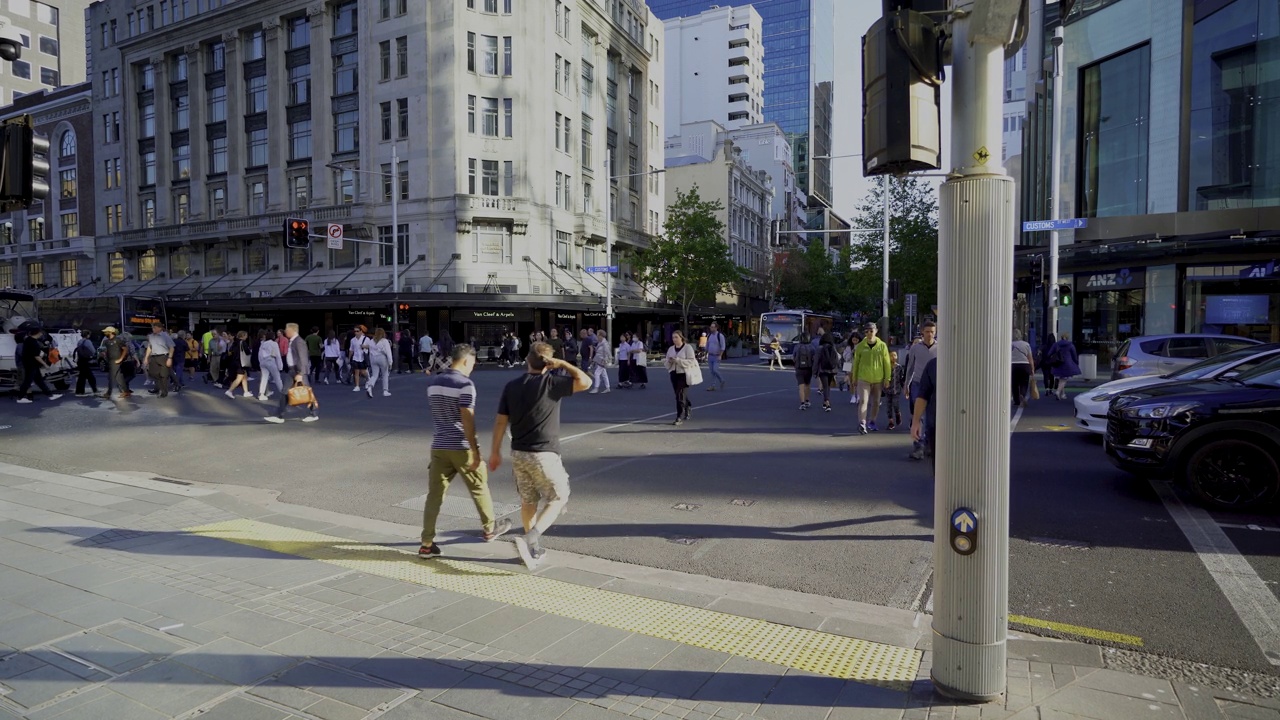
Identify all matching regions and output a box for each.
[852,322,892,435]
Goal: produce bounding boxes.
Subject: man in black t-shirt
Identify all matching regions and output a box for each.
[16,328,62,404]
[489,341,592,569]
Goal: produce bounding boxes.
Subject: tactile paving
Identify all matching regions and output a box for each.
[185,519,922,682]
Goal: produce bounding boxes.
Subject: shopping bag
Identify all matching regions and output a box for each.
[287,381,315,407]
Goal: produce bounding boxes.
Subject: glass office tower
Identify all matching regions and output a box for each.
[650,0,835,208]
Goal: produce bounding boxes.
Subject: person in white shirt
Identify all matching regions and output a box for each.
[418,332,435,374]
[321,331,341,385]
[366,327,395,397]
[348,326,373,391]
[588,335,613,394]
[256,329,284,400]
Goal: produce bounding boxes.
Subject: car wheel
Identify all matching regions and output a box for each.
[1183,438,1280,511]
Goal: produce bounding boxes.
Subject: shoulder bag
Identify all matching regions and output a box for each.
[287,380,316,407]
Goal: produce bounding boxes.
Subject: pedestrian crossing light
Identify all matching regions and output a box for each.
[1058,284,1073,307]
[285,217,310,248]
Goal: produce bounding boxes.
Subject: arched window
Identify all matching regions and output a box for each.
[59,130,76,158]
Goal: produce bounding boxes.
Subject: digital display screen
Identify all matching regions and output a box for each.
[1205,295,1270,325]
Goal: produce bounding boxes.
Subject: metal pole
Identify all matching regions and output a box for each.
[605,154,614,348]
[882,174,890,330]
[1047,25,1065,344]
[932,4,1015,702]
[391,144,400,333]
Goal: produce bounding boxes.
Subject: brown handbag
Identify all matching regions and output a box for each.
[287,381,315,407]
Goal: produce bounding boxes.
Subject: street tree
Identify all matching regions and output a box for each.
[848,176,939,329]
[633,186,740,333]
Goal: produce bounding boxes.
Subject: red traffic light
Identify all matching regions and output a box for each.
[284,217,311,248]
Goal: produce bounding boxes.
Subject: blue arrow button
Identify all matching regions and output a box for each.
[951,508,977,534]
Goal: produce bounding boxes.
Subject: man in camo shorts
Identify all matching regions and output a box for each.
[488,341,592,569]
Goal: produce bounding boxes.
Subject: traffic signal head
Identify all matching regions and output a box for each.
[285,217,310,248]
[0,115,49,211]
[1058,284,1073,307]
[862,8,942,177]
[1029,256,1044,286]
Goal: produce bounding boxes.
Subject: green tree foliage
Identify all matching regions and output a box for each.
[849,176,940,322]
[632,186,740,333]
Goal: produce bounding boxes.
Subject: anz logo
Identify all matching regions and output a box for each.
[1085,268,1135,289]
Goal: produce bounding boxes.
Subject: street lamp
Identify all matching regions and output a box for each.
[327,144,401,331]
[603,155,664,347]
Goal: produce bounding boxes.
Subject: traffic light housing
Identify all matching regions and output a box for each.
[285,217,310,248]
[1058,284,1073,307]
[1029,256,1044,287]
[0,114,50,211]
[862,5,943,177]
[888,278,902,302]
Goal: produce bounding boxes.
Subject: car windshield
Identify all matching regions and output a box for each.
[1168,346,1272,380]
[1232,355,1280,387]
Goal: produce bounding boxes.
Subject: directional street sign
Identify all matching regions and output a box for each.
[1022,218,1087,232]
[326,223,344,250]
[904,293,917,316]
[951,508,977,534]
[585,265,619,273]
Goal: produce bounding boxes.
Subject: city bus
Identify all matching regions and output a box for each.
[37,294,167,338]
[758,310,834,362]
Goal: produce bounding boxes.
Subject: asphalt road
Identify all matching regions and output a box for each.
[1,358,1277,677]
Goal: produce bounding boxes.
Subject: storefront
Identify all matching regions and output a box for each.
[1183,262,1280,343]
[1074,267,1145,366]
[453,308,531,359]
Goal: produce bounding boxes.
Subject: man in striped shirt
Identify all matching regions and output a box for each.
[419,343,511,557]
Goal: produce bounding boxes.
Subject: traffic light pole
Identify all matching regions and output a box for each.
[933,1,1018,702]
[391,144,400,334]
[1047,24,1065,345]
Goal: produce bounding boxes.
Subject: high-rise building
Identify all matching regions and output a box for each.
[77,0,666,343]
[649,0,834,210]
[663,4,764,131]
[0,0,93,106]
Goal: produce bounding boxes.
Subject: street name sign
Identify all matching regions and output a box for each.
[1021,218,1087,232]
[586,265,619,273]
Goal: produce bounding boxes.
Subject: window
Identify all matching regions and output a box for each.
[555,54,563,92]
[40,67,59,87]
[555,0,565,36]
[289,64,310,105]
[504,0,512,12]
[287,240,310,272]
[482,160,499,196]
[0,266,10,288]
[503,36,512,76]
[138,63,154,90]
[398,0,408,15]
[245,75,267,114]
[397,98,409,138]
[290,120,311,160]
[380,0,391,20]
[555,231,571,267]
[334,111,359,152]
[379,40,391,81]
[467,158,477,194]
[245,30,264,60]
[467,32,476,72]
[581,116,592,167]
[28,262,44,287]
[244,241,267,274]
[104,205,120,234]
[378,224,409,266]
[334,51,358,94]
[482,97,499,137]
[1079,44,1150,218]
[503,161,514,196]
[247,128,268,167]
[167,54,184,81]
[583,180,592,213]
[102,67,120,97]
[335,169,357,204]
[173,144,190,178]
[208,41,225,71]
[169,247,192,279]
[556,171,564,206]
[60,214,78,239]
[58,130,75,158]
[247,180,266,215]
[482,35,498,75]
[333,1,357,36]
[288,16,310,49]
[141,198,156,228]
[581,61,593,109]
[503,98,513,137]
[172,93,189,130]
[207,85,226,121]
[59,168,76,198]
[104,158,121,189]
[208,186,226,217]
[330,240,356,269]
[484,0,498,11]
[204,245,225,275]
[467,95,477,134]
[382,164,393,201]
[141,151,156,185]
[174,193,188,223]
[140,103,155,138]
[209,136,227,174]
[396,36,408,77]
[11,60,30,79]
[563,57,572,95]
[563,116,572,155]
[381,101,392,141]
[291,174,309,209]
[399,161,409,200]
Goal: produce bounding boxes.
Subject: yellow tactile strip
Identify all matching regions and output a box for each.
[185,519,922,683]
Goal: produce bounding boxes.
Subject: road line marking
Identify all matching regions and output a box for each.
[1010,406,1024,431]
[1152,480,1280,666]
[560,389,787,443]
[1007,614,1144,647]
[1218,522,1280,533]
[185,518,921,684]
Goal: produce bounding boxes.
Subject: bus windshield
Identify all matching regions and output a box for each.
[761,313,805,345]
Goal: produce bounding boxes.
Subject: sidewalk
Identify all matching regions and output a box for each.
[0,460,1274,720]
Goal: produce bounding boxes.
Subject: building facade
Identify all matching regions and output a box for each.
[0,0,90,106]
[663,4,763,131]
[82,0,666,344]
[0,82,97,293]
[723,121,802,232]
[1020,0,1280,365]
[649,0,834,210]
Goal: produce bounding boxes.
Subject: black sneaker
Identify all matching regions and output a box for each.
[417,544,442,558]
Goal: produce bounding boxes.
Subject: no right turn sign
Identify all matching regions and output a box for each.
[326,223,344,250]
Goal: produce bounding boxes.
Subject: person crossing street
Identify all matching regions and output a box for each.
[704,322,727,391]
[73,330,99,397]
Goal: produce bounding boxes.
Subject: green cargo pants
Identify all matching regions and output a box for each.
[421,449,496,547]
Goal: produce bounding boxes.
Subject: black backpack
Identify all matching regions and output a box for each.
[820,342,839,371]
[795,343,813,369]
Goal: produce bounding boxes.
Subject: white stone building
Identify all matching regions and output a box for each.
[662,3,763,131]
[82,0,666,341]
[0,0,92,106]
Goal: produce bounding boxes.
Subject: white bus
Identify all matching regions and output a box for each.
[758,310,834,362]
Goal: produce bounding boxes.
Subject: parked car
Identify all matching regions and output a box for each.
[1105,361,1280,510]
[1075,344,1280,433]
[1111,334,1261,380]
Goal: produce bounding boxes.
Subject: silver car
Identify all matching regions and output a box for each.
[1111,334,1261,380]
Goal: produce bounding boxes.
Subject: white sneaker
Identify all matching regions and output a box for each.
[301,415,319,422]
[263,416,285,424]
[382,391,391,397]
[366,387,373,398]
[49,394,63,400]
[353,386,361,392]
[260,394,272,401]
[602,387,611,394]
[588,388,599,394]
[242,393,254,399]
[16,398,32,404]
[225,390,235,399]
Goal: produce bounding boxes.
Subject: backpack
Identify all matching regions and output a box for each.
[795,343,813,369]
[46,347,61,365]
[75,339,94,362]
[820,342,839,371]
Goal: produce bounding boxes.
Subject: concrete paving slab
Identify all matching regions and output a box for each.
[246,680,326,712]
[196,610,307,646]
[378,696,511,720]
[263,629,383,668]
[10,585,101,615]
[172,637,298,685]
[53,631,154,673]
[1073,667,1176,704]
[0,600,28,626]
[635,643,730,699]
[0,543,82,575]
[181,694,295,720]
[89,579,184,606]
[751,669,849,720]
[817,615,926,650]
[97,624,188,656]
[0,569,62,600]
[595,580,719,609]
[304,696,368,720]
[705,597,826,631]
[0,613,80,650]
[25,688,170,720]
[827,679,912,720]
[408,597,506,634]
[0,661,91,709]
[533,625,631,667]
[1006,639,1104,669]
[535,566,619,588]
[274,662,406,710]
[1039,685,1183,719]
[349,651,471,694]
[487,613,589,658]
[433,673,578,720]
[367,588,469,624]
[107,658,235,716]
[585,634,682,684]
[450,605,545,645]
[43,564,131,591]
[139,592,241,626]
[0,652,47,680]
[689,655,786,716]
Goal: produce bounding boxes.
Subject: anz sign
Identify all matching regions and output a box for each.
[1077,268,1145,291]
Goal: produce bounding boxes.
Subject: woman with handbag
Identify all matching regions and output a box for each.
[1046,333,1081,401]
[366,327,395,398]
[225,330,254,399]
[664,331,700,426]
[630,335,649,389]
[256,329,284,401]
[617,332,632,387]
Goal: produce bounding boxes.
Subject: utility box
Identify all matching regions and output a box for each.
[862,9,943,177]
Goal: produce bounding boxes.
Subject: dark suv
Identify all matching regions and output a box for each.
[1105,361,1280,510]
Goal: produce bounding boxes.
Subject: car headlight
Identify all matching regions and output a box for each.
[1122,403,1198,419]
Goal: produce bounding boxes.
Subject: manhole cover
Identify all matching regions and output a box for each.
[672,503,701,511]
[667,537,700,546]
[729,498,756,507]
